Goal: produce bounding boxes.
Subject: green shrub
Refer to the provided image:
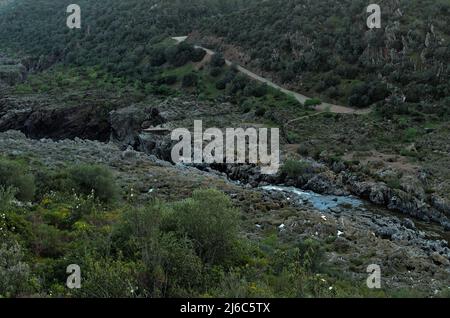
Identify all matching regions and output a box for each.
[148,233,203,297]
[304,98,322,107]
[209,67,222,77]
[210,53,226,67]
[67,164,119,203]
[0,186,16,212]
[296,238,324,272]
[244,82,268,97]
[384,175,402,190]
[0,158,35,202]
[297,144,311,157]
[166,189,240,265]
[114,203,203,297]
[281,160,311,178]
[255,106,267,117]
[156,75,177,85]
[182,73,199,88]
[403,127,419,142]
[30,223,67,258]
[287,131,301,143]
[74,257,142,298]
[33,169,74,200]
[0,241,31,297]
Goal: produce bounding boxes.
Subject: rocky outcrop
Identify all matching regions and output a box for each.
[387,189,442,223]
[347,180,390,205]
[137,133,174,162]
[431,195,450,218]
[343,176,447,225]
[0,102,111,141]
[109,105,166,149]
[304,172,348,196]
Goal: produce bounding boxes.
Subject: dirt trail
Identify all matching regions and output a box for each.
[172,37,370,115]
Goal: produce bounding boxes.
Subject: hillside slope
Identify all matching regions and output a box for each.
[194,0,449,109]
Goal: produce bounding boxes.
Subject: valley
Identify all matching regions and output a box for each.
[0,0,449,299]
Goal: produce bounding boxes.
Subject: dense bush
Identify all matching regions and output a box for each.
[156,75,177,85]
[281,160,313,178]
[67,164,119,203]
[244,82,268,97]
[0,241,31,297]
[210,53,226,67]
[209,67,222,77]
[0,186,16,212]
[166,189,240,265]
[348,82,389,108]
[182,73,199,88]
[0,158,35,202]
[304,98,322,108]
[74,257,142,298]
[166,43,205,67]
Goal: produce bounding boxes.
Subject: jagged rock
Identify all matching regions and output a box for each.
[376,226,397,240]
[109,105,166,148]
[304,172,345,195]
[402,218,416,230]
[400,175,426,201]
[388,189,431,221]
[137,133,174,162]
[347,180,390,205]
[431,195,450,217]
[431,252,450,266]
[442,221,450,232]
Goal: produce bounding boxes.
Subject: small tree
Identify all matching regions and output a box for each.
[210,53,226,67]
[304,98,322,107]
[182,73,198,88]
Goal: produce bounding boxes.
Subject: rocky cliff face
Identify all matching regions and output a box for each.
[0,96,112,141]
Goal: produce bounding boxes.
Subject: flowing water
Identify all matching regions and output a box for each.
[261,185,363,212]
[260,185,450,243]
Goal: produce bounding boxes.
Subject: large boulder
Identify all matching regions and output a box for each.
[347,180,390,205]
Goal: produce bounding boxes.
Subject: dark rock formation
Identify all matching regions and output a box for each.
[0,101,111,141]
[109,105,166,149]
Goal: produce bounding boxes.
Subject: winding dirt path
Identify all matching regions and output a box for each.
[172,36,370,115]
